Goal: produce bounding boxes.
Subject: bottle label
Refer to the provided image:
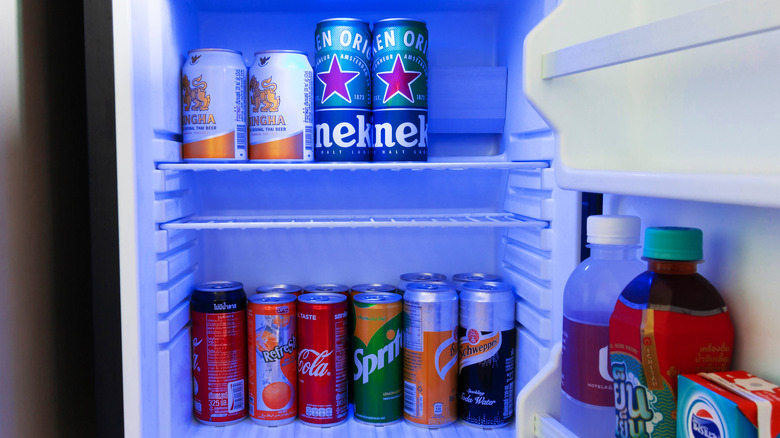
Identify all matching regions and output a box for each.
[561,317,614,407]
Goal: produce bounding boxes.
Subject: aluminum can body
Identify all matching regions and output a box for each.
[247,293,298,425]
[297,293,349,426]
[303,283,349,296]
[248,50,313,162]
[314,18,372,162]
[398,272,446,292]
[182,49,247,161]
[458,281,516,427]
[452,273,502,293]
[371,19,429,162]
[190,281,248,425]
[352,292,404,424]
[402,282,458,427]
[256,284,303,297]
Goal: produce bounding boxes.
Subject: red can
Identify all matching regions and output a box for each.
[190,281,248,425]
[297,293,349,426]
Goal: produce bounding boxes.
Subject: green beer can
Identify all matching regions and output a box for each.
[371,18,429,162]
[352,292,403,424]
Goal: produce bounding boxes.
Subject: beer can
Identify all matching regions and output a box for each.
[248,50,314,162]
[398,272,446,292]
[256,284,303,297]
[182,49,247,161]
[458,281,516,427]
[314,18,372,162]
[247,293,297,425]
[452,273,502,293]
[297,293,349,426]
[190,281,248,425]
[403,282,458,427]
[371,19,428,162]
[352,292,404,424]
[303,283,349,296]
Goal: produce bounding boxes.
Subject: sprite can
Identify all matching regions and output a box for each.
[352,292,403,424]
[314,18,372,162]
[371,18,429,161]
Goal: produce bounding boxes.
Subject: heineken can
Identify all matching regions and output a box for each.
[352,292,403,424]
[458,281,516,427]
[248,50,313,162]
[314,18,372,162]
[371,19,429,162]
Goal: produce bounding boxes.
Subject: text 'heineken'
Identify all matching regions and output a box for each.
[372,19,429,162]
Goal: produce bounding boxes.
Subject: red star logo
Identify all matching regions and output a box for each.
[376,55,422,104]
[317,56,360,104]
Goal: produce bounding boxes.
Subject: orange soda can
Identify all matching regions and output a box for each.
[247,292,297,425]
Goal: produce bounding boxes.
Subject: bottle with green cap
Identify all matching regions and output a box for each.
[609,227,735,438]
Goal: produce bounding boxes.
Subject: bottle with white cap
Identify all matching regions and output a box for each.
[559,215,645,438]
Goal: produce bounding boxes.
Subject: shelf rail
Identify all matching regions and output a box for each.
[157,161,549,172]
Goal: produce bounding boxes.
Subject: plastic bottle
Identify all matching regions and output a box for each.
[560,215,645,438]
[609,227,734,438]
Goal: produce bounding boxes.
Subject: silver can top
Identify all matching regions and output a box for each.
[298,292,347,304]
[353,292,402,305]
[248,292,297,305]
[351,283,398,294]
[400,272,446,283]
[195,280,243,292]
[256,284,302,295]
[459,281,515,331]
[303,283,349,294]
[188,48,242,56]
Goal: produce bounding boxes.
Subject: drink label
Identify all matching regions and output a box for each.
[562,317,613,407]
[610,300,734,437]
[403,329,458,426]
[371,109,428,162]
[314,108,372,161]
[457,327,515,426]
[371,21,428,109]
[314,21,372,109]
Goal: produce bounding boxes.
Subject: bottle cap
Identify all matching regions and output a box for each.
[587,215,641,245]
[643,227,703,261]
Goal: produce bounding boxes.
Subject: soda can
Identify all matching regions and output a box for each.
[402,282,458,427]
[371,19,428,162]
[190,281,248,425]
[248,50,314,162]
[398,272,446,292]
[314,18,372,162]
[303,283,349,296]
[256,284,303,297]
[182,49,247,161]
[352,292,404,424]
[458,281,516,427]
[297,293,349,426]
[247,293,297,425]
[452,273,502,293]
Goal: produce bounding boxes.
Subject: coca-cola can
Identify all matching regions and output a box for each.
[190,281,248,425]
[297,293,348,427]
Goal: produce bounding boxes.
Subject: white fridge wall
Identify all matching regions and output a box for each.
[113,0,579,437]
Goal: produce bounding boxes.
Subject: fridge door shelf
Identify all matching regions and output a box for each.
[157,161,549,172]
[160,213,546,230]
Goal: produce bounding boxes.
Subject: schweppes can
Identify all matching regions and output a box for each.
[458,281,516,427]
[182,49,247,161]
[403,282,458,427]
[352,292,403,424]
[314,18,372,162]
[248,50,314,162]
[371,19,428,162]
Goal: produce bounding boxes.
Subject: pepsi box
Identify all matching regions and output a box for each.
[677,371,780,438]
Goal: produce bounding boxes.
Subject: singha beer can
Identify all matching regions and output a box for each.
[371,19,429,162]
[314,19,372,162]
[256,284,303,297]
[403,282,459,427]
[190,281,248,425]
[352,292,404,424]
[303,283,349,296]
[398,272,446,292]
[458,281,516,427]
[297,293,349,426]
[247,293,297,425]
[452,273,502,293]
[248,51,313,161]
[182,49,247,161]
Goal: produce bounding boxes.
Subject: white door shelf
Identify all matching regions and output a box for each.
[160,213,547,230]
[157,161,549,172]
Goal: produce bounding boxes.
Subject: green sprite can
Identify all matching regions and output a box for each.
[352,292,403,424]
[314,18,372,162]
[371,18,429,162]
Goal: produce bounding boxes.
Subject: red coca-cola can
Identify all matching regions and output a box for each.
[297,293,348,427]
[191,281,248,425]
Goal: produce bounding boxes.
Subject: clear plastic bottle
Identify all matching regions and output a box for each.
[560,215,645,438]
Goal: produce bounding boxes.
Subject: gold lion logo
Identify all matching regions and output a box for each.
[249,76,281,112]
[182,74,210,111]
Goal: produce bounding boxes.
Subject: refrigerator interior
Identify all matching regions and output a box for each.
[112,0,576,437]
